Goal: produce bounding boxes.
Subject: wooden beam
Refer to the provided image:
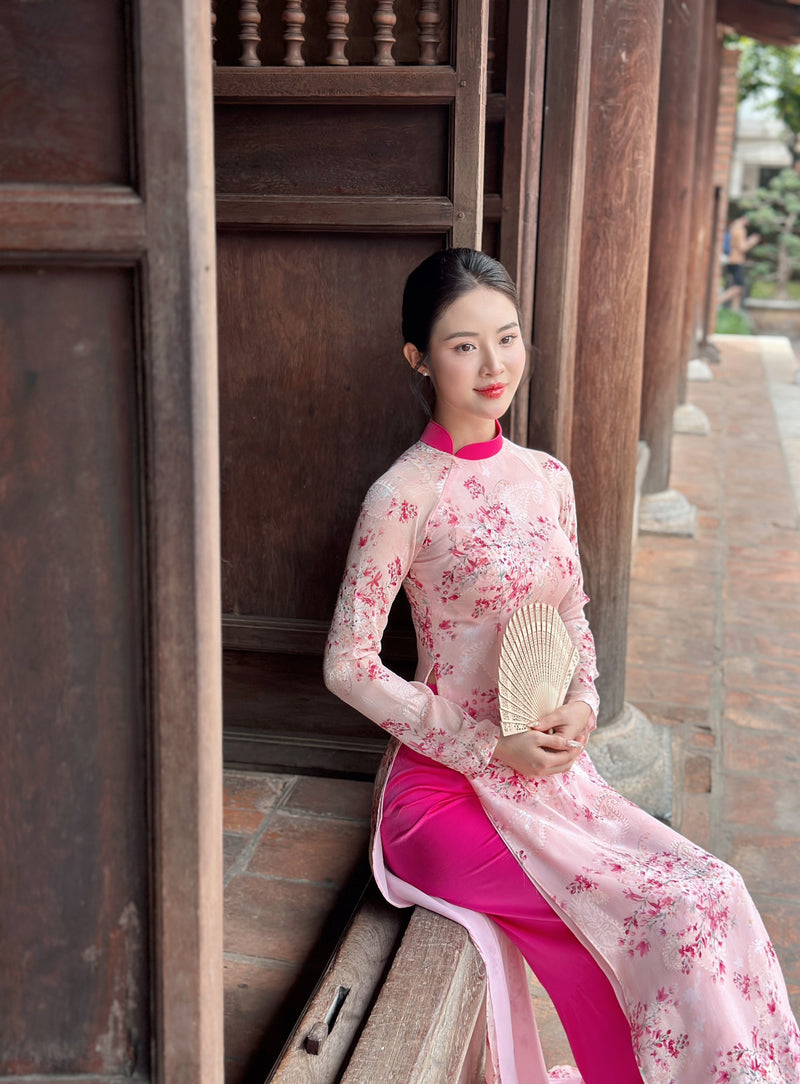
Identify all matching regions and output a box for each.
[717,0,800,45]
[0,186,146,253]
[215,194,454,231]
[213,66,459,104]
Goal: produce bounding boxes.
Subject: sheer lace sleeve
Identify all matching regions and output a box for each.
[324,475,499,777]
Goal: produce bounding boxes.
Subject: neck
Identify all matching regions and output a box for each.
[433,412,498,453]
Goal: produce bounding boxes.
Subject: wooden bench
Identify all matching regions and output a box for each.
[269,883,487,1083]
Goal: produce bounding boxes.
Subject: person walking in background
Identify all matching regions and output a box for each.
[720,210,761,311]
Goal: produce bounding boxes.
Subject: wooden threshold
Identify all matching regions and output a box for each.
[268,885,486,1084]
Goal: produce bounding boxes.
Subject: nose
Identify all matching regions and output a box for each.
[481,346,504,375]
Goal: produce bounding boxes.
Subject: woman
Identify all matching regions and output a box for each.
[324,248,799,1083]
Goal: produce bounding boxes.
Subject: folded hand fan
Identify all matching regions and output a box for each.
[498,603,580,737]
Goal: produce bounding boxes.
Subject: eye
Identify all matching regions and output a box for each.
[500,334,517,346]
[454,342,476,353]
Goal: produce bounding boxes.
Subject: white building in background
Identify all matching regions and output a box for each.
[730,93,793,198]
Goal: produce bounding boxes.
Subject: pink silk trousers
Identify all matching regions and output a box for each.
[381,745,644,1084]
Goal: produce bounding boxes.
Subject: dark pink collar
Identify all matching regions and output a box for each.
[420,419,503,460]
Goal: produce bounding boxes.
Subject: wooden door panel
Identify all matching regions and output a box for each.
[0,266,149,1075]
[1,1,222,1079]
[218,230,432,621]
[0,1,131,185]
[215,104,449,196]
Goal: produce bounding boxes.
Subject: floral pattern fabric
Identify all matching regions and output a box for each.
[324,431,800,1084]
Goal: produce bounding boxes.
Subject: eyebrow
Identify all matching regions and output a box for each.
[442,321,519,342]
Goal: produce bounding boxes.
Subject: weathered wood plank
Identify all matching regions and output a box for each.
[214,66,459,103]
[216,194,453,231]
[268,886,407,1082]
[341,908,487,1083]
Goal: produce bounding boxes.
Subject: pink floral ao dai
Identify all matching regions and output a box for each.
[324,422,800,1083]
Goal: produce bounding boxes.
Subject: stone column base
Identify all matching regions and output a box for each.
[589,702,673,822]
[673,401,710,436]
[687,358,714,381]
[638,488,697,536]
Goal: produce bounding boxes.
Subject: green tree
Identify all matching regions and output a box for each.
[739,168,800,299]
[735,38,800,161]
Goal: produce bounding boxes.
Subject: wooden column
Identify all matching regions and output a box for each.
[569,0,664,725]
[640,0,704,493]
[528,0,593,463]
[498,0,548,446]
[678,1,721,403]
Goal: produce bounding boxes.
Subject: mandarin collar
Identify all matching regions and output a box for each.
[420,419,503,460]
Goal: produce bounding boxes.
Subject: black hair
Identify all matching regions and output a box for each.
[401,248,521,355]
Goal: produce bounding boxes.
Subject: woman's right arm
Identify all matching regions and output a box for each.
[323,478,499,779]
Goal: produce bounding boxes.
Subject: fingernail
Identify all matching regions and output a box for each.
[566,740,582,749]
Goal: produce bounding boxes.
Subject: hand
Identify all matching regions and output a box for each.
[535,700,593,746]
[492,702,591,779]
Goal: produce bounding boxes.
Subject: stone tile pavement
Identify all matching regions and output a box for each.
[222,334,800,1078]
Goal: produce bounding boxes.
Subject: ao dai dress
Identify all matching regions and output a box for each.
[323,420,800,1084]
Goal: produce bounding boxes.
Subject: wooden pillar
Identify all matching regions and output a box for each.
[570,0,664,726]
[678,1,721,403]
[707,46,742,334]
[640,0,704,494]
[528,0,593,464]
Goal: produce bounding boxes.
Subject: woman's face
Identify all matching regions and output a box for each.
[405,285,526,445]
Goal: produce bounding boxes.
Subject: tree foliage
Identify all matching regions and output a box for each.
[734,39,800,157]
[739,168,800,299]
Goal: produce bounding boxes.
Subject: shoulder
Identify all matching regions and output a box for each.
[503,441,574,491]
[360,441,449,526]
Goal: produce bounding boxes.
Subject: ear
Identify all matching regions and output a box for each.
[403,342,425,375]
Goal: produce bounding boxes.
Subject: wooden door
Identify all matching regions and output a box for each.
[214,0,491,775]
[0,2,222,1080]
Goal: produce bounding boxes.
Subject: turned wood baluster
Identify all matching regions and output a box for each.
[326,0,349,66]
[416,0,440,66]
[283,0,306,66]
[373,0,396,66]
[238,0,261,66]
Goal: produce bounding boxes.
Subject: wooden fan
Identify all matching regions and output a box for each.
[498,603,580,736]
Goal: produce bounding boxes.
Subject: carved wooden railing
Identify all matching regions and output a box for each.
[212,0,446,67]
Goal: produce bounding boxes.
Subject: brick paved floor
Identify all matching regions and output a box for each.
[222,772,373,1082]
[223,334,800,1079]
